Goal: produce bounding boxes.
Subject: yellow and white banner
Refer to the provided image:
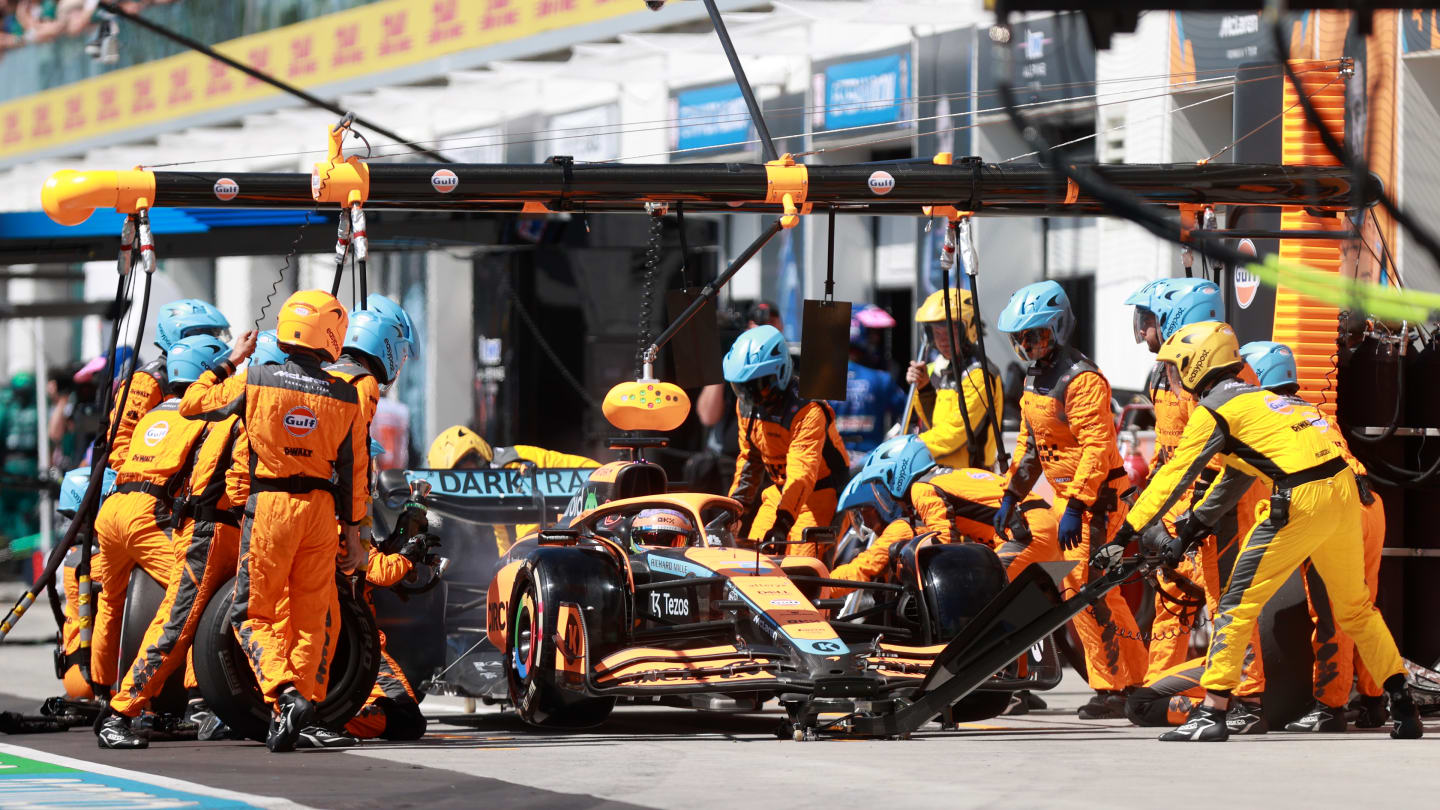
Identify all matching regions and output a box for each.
[0,0,636,161]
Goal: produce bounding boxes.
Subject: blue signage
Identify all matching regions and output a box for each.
[675,83,751,152]
[822,53,910,132]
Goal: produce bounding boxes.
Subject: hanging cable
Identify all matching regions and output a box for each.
[676,202,692,289]
[938,220,983,467]
[956,217,1009,474]
[330,206,352,297]
[352,202,369,307]
[636,203,666,378]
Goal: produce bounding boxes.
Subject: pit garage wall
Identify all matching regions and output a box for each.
[1401,14,1440,295]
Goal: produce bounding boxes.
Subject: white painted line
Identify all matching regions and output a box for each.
[0,743,317,810]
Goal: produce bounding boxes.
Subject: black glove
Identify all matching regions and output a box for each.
[396,533,440,565]
[1139,523,1187,569]
[760,510,796,554]
[1172,510,1211,551]
[1089,523,1135,571]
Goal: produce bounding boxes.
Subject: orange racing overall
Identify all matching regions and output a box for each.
[110,417,248,717]
[1004,346,1146,693]
[730,380,850,558]
[90,400,209,690]
[107,358,169,469]
[181,358,368,706]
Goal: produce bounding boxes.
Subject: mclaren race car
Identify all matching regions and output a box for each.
[484,488,1073,738]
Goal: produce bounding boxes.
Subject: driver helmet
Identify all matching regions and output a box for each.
[629,508,695,552]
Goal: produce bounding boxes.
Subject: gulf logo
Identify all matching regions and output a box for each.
[868,170,896,196]
[283,406,319,437]
[1233,238,1259,310]
[213,178,239,201]
[143,420,170,447]
[431,169,459,193]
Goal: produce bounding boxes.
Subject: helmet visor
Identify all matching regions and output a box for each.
[186,326,232,344]
[1008,328,1053,363]
[632,527,689,549]
[730,376,779,405]
[1132,308,1157,345]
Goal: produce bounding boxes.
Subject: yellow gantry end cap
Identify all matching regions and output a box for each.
[42,169,157,226]
[603,380,691,432]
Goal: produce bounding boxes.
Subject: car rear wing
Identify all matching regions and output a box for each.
[382,467,595,527]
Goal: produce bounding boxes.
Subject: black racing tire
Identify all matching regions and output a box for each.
[918,543,1014,723]
[119,568,188,716]
[504,548,624,729]
[192,574,380,742]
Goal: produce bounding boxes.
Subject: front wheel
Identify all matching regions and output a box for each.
[504,549,623,728]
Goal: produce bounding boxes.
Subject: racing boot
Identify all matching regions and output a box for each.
[1352,694,1387,729]
[267,687,315,753]
[1386,677,1423,739]
[297,726,359,749]
[95,712,148,750]
[1077,690,1127,720]
[1284,701,1347,733]
[1224,700,1267,735]
[1158,704,1229,742]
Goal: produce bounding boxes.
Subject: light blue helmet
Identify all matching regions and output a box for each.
[251,330,289,367]
[1123,279,1168,313]
[166,335,230,386]
[1238,341,1298,391]
[869,434,937,499]
[155,299,229,353]
[997,281,1074,362]
[59,466,117,518]
[837,467,903,524]
[723,325,792,400]
[344,295,415,384]
[1152,278,1222,341]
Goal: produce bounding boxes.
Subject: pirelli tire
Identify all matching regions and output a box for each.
[192,573,380,742]
[919,542,1014,723]
[118,568,188,716]
[504,547,626,729]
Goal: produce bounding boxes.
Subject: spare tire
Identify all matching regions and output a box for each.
[918,542,1014,723]
[119,568,188,716]
[192,574,379,742]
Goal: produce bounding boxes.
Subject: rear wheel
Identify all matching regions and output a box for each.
[192,574,379,742]
[119,568,188,716]
[919,543,1013,723]
[504,548,624,728]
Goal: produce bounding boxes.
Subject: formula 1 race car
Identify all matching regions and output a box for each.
[483,487,1074,738]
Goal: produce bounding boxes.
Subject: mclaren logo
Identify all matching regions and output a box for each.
[283,406,319,437]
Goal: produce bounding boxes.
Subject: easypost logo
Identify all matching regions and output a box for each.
[431,169,459,193]
[213,178,239,201]
[143,420,170,447]
[283,406,319,437]
[867,170,895,196]
[1233,238,1259,310]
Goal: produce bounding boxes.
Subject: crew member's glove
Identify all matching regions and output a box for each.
[1172,510,1211,551]
[1058,499,1088,550]
[396,534,440,565]
[993,494,1018,538]
[1139,523,1186,569]
[760,510,796,554]
[1089,523,1135,571]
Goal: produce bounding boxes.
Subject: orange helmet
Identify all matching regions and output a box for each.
[276,290,348,362]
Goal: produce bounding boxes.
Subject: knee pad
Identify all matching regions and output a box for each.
[1125,687,1171,727]
[378,697,427,741]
